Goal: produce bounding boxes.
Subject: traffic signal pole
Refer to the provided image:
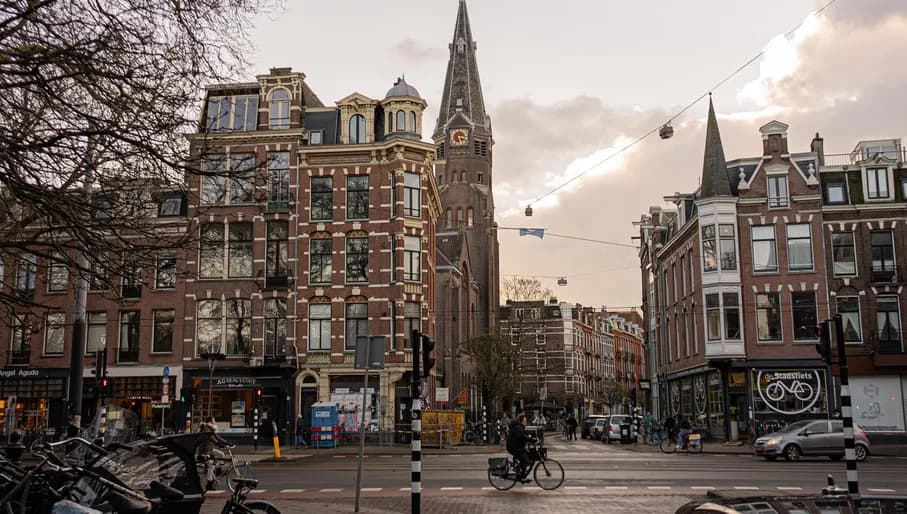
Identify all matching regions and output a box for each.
[411,330,421,514]
[833,315,860,502]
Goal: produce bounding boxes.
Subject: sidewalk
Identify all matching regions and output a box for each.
[236,442,501,462]
[617,440,907,457]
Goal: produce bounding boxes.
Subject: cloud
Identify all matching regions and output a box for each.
[390,39,446,67]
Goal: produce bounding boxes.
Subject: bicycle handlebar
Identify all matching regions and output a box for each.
[47,437,107,455]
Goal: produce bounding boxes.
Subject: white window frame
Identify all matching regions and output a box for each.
[309,130,323,145]
[786,223,814,272]
[826,182,846,204]
[200,153,255,206]
[755,292,783,343]
[836,296,863,344]
[831,231,857,277]
[864,167,891,200]
[268,88,290,130]
[205,94,258,132]
[752,225,778,273]
[767,175,789,208]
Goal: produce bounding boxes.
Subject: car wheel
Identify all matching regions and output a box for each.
[783,444,801,461]
[855,444,869,462]
[764,456,778,461]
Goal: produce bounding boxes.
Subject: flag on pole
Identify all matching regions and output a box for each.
[519,228,545,239]
[455,388,469,406]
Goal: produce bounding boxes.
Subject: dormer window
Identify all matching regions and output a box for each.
[767,176,788,208]
[206,94,258,132]
[269,89,290,129]
[866,167,890,199]
[349,114,366,144]
[309,130,322,145]
[825,182,846,204]
[158,194,184,217]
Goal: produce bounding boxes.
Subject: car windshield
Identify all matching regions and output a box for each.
[779,420,813,433]
[611,416,629,423]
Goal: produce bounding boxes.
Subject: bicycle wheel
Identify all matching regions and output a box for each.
[659,438,677,453]
[243,501,282,513]
[463,430,476,445]
[226,463,257,492]
[487,464,517,491]
[533,459,565,490]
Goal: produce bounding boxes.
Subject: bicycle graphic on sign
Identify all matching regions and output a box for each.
[764,380,814,402]
[756,370,822,416]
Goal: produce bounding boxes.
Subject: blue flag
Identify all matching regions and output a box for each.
[519,228,545,239]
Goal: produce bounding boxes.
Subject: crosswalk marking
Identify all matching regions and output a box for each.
[361,488,383,492]
[868,488,896,493]
[280,489,304,493]
[734,487,759,490]
[777,487,802,491]
[320,488,343,492]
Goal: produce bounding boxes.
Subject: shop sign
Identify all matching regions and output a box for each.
[694,375,707,415]
[0,368,57,379]
[151,402,169,409]
[756,370,822,415]
[639,379,651,390]
[207,377,256,389]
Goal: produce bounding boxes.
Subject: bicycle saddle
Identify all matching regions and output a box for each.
[232,477,259,489]
[106,490,152,514]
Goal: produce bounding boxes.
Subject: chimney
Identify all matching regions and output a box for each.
[811,132,825,166]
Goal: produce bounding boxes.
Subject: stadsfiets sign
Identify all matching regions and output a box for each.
[756,370,822,415]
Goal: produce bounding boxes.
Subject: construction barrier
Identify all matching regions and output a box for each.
[421,410,465,447]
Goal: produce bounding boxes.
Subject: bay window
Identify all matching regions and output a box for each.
[706,294,720,341]
[723,292,741,339]
[701,226,716,272]
[719,224,736,270]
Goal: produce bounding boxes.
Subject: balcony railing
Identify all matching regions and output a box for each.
[872,329,903,354]
[871,264,900,284]
[823,148,907,167]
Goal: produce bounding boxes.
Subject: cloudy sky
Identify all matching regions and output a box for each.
[249,0,907,310]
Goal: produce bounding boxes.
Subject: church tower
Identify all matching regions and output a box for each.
[434,0,500,335]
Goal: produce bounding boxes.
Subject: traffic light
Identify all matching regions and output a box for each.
[255,387,263,405]
[815,320,832,365]
[99,372,110,398]
[421,334,436,374]
[180,386,191,404]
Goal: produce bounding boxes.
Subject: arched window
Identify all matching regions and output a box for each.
[396,110,406,132]
[446,209,453,228]
[387,111,393,132]
[409,111,416,132]
[269,89,290,129]
[457,208,464,227]
[460,171,467,182]
[438,173,443,184]
[349,114,366,144]
[467,208,474,227]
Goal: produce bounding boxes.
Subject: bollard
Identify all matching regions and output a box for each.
[271,420,280,459]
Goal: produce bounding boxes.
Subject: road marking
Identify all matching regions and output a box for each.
[399,488,410,491]
[440,487,463,491]
[280,489,304,493]
[777,487,802,491]
[206,491,225,495]
[868,488,896,493]
[379,455,392,458]
[648,486,671,490]
[320,488,343,492]
[734,487,759,490]
[361,488,383,492]
[564,486,588,490]
[481,487,496,491]
[691,486,715,490]
[250,490,267,494]
[332,455,346,459]
[605,486,628,490]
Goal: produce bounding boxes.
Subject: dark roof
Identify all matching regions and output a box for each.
[726,163,759,195]
[700,97,732,198]
[302,82,325,108]
[304,110,339,145]
[436,231,466,271]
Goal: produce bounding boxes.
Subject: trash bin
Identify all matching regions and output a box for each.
[619,422,632,444]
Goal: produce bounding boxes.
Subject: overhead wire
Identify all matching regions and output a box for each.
[525,0,841,210]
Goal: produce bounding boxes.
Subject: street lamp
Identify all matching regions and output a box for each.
[199,344,226,420]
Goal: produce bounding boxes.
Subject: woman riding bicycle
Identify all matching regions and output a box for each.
[506,414,533,483]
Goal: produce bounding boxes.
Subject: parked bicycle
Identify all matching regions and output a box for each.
[219,478,280,514]
[461,420,484,445]
[487,438,565,491]
[660,429,703,454]
[200,444,257,492]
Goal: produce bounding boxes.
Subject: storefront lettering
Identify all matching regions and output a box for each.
[756,370,822,416]
[211,377,256,388]
[694,376,707,415]
[0,369,42,379]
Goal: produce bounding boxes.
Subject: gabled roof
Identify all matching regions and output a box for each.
[436,230,471,274]
[699,97,732,199]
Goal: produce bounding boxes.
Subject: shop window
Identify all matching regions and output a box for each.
[310,176,333,221]
[152,310,174,353]
[403,235,421,282]
[308,303,331,351]
[756,293,782,342]
[403,302,421,349]
[752,225,778,272]
[267,152,290,210]
[831,232,856,276]
[787,224,813,271]
[791,291,818,341]
[346,175,369,220]
[309,237,332,284]
[264,299,287,358]
[155,252,176,289]
[118,311,140,363]
[345,303,368,351]
[345,237,368,283]
[403,172,421,217]
[266,221,289,287]
[87,312,107,353]
[47,252,69,292]
[837,297,862,343]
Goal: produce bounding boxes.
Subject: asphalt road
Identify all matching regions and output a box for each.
[205,438,907,507]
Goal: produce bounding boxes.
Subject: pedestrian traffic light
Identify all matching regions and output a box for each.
[421,334,435,374]
[815,320,832,365]
[99,372,110,398]
[255,387,263,404]
[180,386,190,404]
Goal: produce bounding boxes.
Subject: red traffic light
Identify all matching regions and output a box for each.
[256,388,262,397]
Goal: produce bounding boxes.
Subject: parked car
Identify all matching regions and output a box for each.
[581,415,607,439]
[754,419,870,461]
[590,418,608,440]
[602,414,636,444]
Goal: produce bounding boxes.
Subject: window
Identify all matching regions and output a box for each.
[345,237,368,283]
[688,249,695,290]
[902,179,907,200]
[460,171,467,182]
[767,176,788,208]
[404,235,421,281]
[403,302,421,348]
[155,252,176,289]
[309,130,322,145]
[267,152,290,209]
[201,156,227,205]
[87,312,107,353]
[837,297,862,343]
[701,225,716,272]
[16,253,36,294]
[121,253,142,298]
[446,209,453,228]
[387,111,393,132]
[310,237,332,284]
[792,292,818,341]
[345,303,368,351]
[228,223,253,278]
[396,111,406,132]
[311,176,333,221]
[719,224,736,270]
[826,182,846,204]
[118,311,140,362]
[205,95,258,132]
[349,114,366,144]
[88,259,107,292]
[269,89,290,129]
[409,111,416,132]
[876,297,900,345]
[671,263,677,303]
[457,208,464,227]
[264,299,287,358]
[10,314,32,364]
[706,294,720,341]
[866,168,889,199]
[787,224,813,271]
[871,231,896,280]
[229,154,254,204]
[47,252,68,292]
[346,175,369,219]
[266,222,289,284]
[308,303,331,351]
[200,223,225,278]
[403,172,421,217]
[197,300,223,354]
[679,256,686,296]
[756,293,782,341]
[158,194,183,217]
[44,312,65,355]
[201,154,255,205]
[152,310,174,353]
[467,208,474,227]
[752,226,778,272]
[478,172,484,183]
[831,232,856,276]
[723,292,740,339]
[225,299,251,355]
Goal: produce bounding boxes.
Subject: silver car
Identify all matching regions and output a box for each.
[754,419,870,461]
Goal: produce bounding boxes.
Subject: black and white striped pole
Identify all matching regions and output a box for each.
[833,314,860,502]
[411,329,422,513]
[253,406,260,450]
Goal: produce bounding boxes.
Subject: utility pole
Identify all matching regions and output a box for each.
[411,329,422,514]
[833,315,860,502]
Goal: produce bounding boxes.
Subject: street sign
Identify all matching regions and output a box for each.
[151,402,169,409]
[436,387,449,403]
[354,336,387,370]
[161,394,169,403]
[163,366,170,378]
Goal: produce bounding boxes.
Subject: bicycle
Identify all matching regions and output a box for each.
[487,438,565,491]
[201,445,257,492]
[660,430,703,454]
[219,478,281,513]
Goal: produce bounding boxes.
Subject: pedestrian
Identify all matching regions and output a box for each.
[643,412,654,442]
[663,413,677,442]
[566,414,578,440]
[675,414,692,448]
[295,414,308,449]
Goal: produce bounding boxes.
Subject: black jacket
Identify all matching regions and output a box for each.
[507,421,530,452]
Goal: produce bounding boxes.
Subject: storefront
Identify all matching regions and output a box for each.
[0,368,68,435]
[749,367,828,436]
[848,375,906,438]
[664,368,725,439]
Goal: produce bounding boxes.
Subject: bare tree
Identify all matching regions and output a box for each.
[502,276,552,303]
[0,0,277,311]
[459,332,520,415]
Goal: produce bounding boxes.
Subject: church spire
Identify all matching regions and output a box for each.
[699,96,732,198]
[433,0,490,140]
